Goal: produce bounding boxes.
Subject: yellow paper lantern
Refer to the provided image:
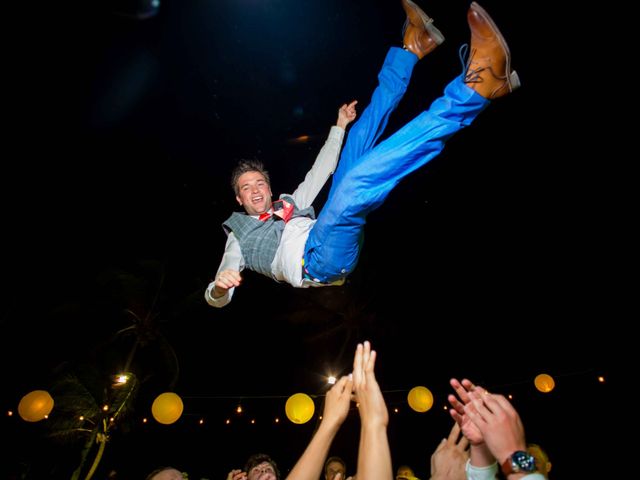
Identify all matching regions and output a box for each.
[18,390,54,422]
[407,386,433,412]
[152,392,184,424]
[285,393,314,424]
[534,374,555,393]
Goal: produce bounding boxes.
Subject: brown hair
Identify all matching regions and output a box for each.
[231,159,270,195]
[244,453,280,480]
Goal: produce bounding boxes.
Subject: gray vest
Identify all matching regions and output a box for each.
[222,196,315,278]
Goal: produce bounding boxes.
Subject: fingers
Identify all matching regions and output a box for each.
[446,421,470,450]
[449,408,463,425]
[490,393,515,414]
[364,341,376,373]
[217,270,242,288]
[447,421,461,443]
[447,394,465,416]
[450,378,473,404]
[333,374,354,404]
[457,432,470,451]
[353,343,364,385]
[461,378,475,391]
[362,340,371,368]
[227,469,245,480]
[466,391,492,422]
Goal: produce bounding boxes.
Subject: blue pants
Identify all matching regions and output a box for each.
[303,47,489,283]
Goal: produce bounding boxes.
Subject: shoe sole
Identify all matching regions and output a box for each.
[403,0,445,45]
[470,1,520,91]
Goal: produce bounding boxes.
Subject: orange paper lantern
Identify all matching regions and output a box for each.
[407,386,434,412]
[151,392,184,424]
[534,374,555,393]
[18,390,54,422]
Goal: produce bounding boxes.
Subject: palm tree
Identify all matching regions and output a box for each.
[46,370,138,480]
[43,260,183,479]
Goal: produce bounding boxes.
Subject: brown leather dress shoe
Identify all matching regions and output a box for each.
[402,0,445,59]
[464,2,521,99]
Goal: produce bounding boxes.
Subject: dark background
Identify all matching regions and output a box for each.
[1,0,622,478]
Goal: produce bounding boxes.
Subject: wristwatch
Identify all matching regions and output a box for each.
[501,450,537,476]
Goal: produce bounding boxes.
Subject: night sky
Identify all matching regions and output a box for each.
[2,0,620,478]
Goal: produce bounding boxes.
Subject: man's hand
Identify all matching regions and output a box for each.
[320,374,354,432]
[337,100,358,129]
[430,422,469,480]
[447,378,484,445]
[227,469,247,480]
[213,269,242,298]
[464,390,527,466]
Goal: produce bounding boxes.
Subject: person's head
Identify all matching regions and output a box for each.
[324,456,346,480]
[244,453,280,480]
[395,465,417,480]
[527,443,551,478]
[231,159,273,216]
[145,466,184,480]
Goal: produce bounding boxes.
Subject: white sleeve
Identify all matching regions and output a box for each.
[204,233,244,308]
[465,460,498,480]
[289,126,345,209]
[465,461,546,480]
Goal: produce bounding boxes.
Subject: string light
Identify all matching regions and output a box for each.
[10,369,603,429]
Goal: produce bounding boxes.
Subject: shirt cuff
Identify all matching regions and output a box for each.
[204,282,230,308]
[465,460,498,480]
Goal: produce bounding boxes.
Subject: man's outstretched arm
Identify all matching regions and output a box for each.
[290,101,357,209]
[205,233,244,308]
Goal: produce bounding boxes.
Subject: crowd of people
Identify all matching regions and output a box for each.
[147,340,550,480]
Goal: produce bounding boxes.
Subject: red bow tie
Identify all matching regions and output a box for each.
[258,199,294,222]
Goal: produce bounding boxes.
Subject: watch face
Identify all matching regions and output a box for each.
[512,450,537,472]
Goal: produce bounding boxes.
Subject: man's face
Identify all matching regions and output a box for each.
[247,461,277,480]
[235,171,272,216]
[325,461,345,480]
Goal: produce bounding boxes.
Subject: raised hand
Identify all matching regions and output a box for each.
[352,341,391,480]
[464,390,527,465]
[430,422,469,480]
[227,469,247,480]
[321,374,354,430]
[447,378,483,445]
[337,101,358,129]
[352,341,388,429]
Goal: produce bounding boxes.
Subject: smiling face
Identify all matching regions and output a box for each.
[235,170,272,216]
